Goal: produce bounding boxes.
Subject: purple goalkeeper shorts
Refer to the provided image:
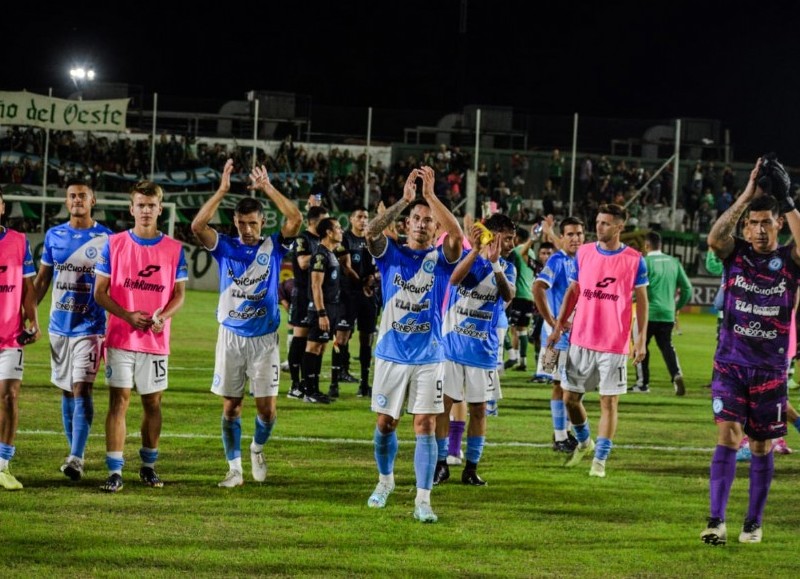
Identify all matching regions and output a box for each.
[710,360,788,440]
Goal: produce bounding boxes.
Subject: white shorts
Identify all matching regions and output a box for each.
[105,348,169,395]
[50,334,104,391]
[371,359,445,419]
[538,348,569,382]
[561,344,628,396]
[211,326,280,398]
[443,360,501,404]
[0,348,24,381]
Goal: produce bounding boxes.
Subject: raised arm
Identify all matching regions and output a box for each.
[450,225,481,286]
[765,157,800,266]
[540,214,558,247]
[519,223,540,257]
[191,158,233,249]
[707,159,760,260]
[250,165,302,238]
[420,165,462,262]
[366,169,418,256]
[486,234,514,302]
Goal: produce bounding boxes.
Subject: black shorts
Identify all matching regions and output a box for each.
[308,303,341,343]
[337,292,379,333]
[290,292,311,328]
[507,298,534,327]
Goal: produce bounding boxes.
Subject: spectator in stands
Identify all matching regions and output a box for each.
[716,187,733,214]
[511,153,528,189]
[579,156,594,198]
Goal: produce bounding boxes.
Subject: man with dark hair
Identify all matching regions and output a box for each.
[506,224,551,371]
[0,187,41,490]
[338,206,379,397]
[192,159,302,487]
[286,203,330,401]
[33,178,112,481]
[303,217,345,401]
[533,216,585,453]
[548,203,648,479]
[364,166,463,523]
[701,157,800,545]
[630,231,692,395]
[434,212,517,486]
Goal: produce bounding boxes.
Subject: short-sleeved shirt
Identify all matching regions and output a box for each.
[96,230,188,355]
[342,229,376,294]
[309,243,341,309]
[645,250,692,322]
[511,245,536,300]
[209,233,291,337]
[716,238,800,370]
[568,242,648,355]
[41,221,112,337]
[442,252,516,369]
[0,229,35,349]
[536,249,576,351]
[290,231,320,301]
[372,238,456,365]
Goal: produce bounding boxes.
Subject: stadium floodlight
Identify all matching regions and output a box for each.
[69,67,96,88]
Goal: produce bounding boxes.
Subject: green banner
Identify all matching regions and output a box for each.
[0,90,129,131]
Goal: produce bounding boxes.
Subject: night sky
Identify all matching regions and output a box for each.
[5,1,800,161]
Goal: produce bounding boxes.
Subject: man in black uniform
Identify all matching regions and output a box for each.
[303,217,344,402]
[338,207,379,397]
[287,205,329,400]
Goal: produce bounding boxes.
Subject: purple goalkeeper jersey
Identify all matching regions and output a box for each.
[716,238,800,370]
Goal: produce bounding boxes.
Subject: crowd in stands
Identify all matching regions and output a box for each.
[2,126,763,240]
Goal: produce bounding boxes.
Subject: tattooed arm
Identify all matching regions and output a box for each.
[707,159,761,260]
[366,169,419,256]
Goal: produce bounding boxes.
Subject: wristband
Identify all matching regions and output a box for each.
[491,261,504,273]
[317,309,328,317]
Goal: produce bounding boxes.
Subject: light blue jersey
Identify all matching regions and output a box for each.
[41,221,112,337]
[373,238,456,365]
[442,252,516,369]
[210,233,291,337]
[536,249,576,351]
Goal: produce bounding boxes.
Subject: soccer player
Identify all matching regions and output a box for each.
[0,188,40,490]
[33,178,112,481]
[434,214,517,486]
[286,202,330,401]
[338,206,379,397]
[631,231,692,395]
[304,217,345,400]
[700,157,800,545]
[94,180,188,493]
[365,166,463,523]
[548,203,648,478]
[533,216,585,453]
[506,224,553,372]
[191,160,301,487]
